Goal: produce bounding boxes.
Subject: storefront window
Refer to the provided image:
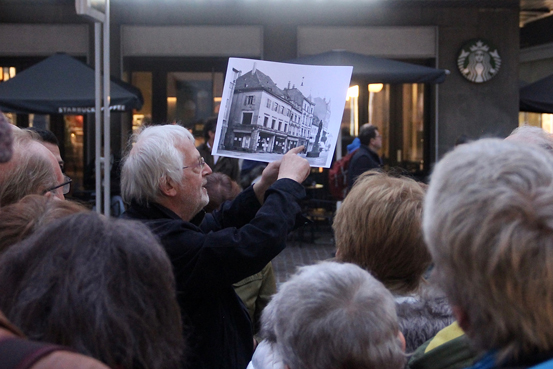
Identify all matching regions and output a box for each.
[368,84,390,163]
[0,67,16,82]
[0,66,17,125]
[402,84,424,168]
[519,112,553,133]
[166,71,224,138]
[339,82,425,173]
[131,72,152,133]
[64,115,84,191]
[339,85,360,157]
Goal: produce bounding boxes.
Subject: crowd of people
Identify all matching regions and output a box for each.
[1,109,553,369]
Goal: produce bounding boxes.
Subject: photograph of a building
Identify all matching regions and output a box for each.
[214,58,352,168]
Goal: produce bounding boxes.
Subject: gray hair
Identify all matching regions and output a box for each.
[0,130,58,207]
[121,125,195,205]
[423,138,553,360]
[261,261,405,369]
[506,125,553,152]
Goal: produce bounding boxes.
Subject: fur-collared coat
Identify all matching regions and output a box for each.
[395,286,455,353]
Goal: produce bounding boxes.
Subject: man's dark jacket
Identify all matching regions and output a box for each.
[347,144,383,190]
[123,179,305,369]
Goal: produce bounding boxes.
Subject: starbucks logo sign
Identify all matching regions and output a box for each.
[457,39,501,83]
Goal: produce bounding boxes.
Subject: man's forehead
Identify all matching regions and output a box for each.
[178,137,197,153]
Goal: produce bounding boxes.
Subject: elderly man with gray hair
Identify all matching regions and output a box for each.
[249,261,406,369]
[423,138,553,369]
[121,124,310,369]
[0,124,67,207]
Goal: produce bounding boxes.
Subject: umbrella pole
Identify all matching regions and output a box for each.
[95,22,102,214]
[103,0,111,217]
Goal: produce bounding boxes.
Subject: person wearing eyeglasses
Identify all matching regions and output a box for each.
[121,124,310,369]
[43,175,72,197]
[0,127,66,207]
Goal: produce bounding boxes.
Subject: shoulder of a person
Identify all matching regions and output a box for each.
[31,351,109,369]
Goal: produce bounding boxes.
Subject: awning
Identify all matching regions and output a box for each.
[286,50,448,84]
[520,74,553,114]
[0,53,143,114]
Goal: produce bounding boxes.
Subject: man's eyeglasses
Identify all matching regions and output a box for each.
[182,157,206,171]
[44,175,72,195]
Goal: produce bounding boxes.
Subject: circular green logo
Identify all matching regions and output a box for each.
[457,39,501,83]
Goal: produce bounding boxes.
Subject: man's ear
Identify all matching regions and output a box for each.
[159,176,178,197]
[452,305,470,333]
[398,331,406,352]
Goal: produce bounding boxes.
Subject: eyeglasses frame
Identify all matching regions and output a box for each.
[182,156,206,171]
[44,175,72,195]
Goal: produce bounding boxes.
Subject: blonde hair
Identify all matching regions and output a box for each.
[333,171,430,294]
[0,195,88,253]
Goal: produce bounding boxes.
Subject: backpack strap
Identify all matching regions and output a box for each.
[0,336,70,369]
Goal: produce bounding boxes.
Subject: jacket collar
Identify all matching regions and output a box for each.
[126,200,206,225]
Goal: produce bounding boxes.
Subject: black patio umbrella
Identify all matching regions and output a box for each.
[0,53,143,114]
[520,74,553,114]
[286,50,448,84]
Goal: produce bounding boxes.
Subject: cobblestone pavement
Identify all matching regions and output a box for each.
[272,225,336,287]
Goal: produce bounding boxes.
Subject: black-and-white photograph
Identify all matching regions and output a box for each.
[212,58,352,168]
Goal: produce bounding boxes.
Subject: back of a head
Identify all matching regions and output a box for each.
[333,171,430,294]
[261,261,404,369]
[0,195,88,254]
[423,138,553,360]
[203,117,217,141]
[358,123,378,146]
[25,127,59,146]
[506,125,553,152]
[0,212,184,369]
[203,172,241,213]
[121,124,194,205]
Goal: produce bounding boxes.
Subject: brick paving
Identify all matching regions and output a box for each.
[272,225,336,286]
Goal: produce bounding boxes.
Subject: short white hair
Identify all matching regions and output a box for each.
[506,125,553,152]
[424,138,553,359]
[261,261,405,369]
[121,125,194,205]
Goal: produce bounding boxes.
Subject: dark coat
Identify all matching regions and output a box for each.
[347,144,382,190]
[197,142,240,183]
[123,180,305,369]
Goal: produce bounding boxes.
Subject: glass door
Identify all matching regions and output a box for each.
[166,71,224,141]
[340,82,429,177]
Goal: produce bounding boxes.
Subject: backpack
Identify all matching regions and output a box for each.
[328,149,357,201]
